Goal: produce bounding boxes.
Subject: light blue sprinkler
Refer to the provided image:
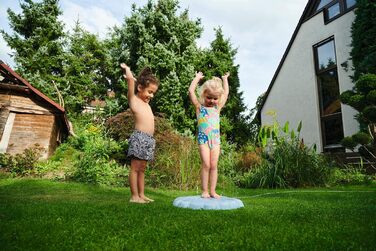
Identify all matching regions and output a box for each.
[173,196,244,210]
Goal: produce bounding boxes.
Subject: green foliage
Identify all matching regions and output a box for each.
[341,0,376,159]
[367,90,376,104]
[352,132,372,145]
[341,132,372,152]
[331,166,374,185]
[340,74,376,157]
[63,21,111,113]
[350,0,376,80]
[363,105,376,123]
[340,136,358,151]
[241,120,331,188]
[356,73,376,93]
[1,0,66,102]
[106,0,202,132]
[0,144,44,176]
[69,123,128,186]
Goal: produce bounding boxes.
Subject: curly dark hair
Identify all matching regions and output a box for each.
[136,67,159,92]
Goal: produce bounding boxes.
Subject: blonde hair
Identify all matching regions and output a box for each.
[198,77,224,104]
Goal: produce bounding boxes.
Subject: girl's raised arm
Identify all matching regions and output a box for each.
[120,63,136,101]
[188,71,204,110]
[219,72,230,109]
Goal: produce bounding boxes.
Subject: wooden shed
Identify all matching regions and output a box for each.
[0,61,69,159]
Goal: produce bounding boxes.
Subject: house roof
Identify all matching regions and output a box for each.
[256,0,322,120]
[0,60,70,132]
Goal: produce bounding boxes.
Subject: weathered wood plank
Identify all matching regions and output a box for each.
[0,92,54,114]
[7,113,53,158]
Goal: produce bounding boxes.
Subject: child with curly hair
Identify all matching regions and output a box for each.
[120,63,159,203]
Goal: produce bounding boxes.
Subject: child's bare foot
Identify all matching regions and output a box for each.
[140,195,154,202]
[210,192,221,199]
[201,192,210,198]
[129,197,149,203]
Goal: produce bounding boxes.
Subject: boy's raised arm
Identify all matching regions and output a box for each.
[189,71,204,109]
[120,63,136,101]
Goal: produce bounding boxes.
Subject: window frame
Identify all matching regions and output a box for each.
[322,0,357,24]
[324,1,342,22]
[313,37,337,74]
[313,37,345,152]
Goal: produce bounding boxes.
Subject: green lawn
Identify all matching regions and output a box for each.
[0,178,375,250]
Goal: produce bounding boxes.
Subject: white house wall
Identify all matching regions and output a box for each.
[261,11,358,151]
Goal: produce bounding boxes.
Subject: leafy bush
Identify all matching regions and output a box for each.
[69,123,128,186]
[0,144,44,176]
[331,166,375,185]
[35,144,79,180]
[239,120,332,188]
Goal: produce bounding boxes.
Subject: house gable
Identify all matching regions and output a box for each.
[257,0,356,120]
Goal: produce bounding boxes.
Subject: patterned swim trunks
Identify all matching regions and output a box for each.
[127,130,156,161]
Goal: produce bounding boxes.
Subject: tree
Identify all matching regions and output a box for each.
[350,0,376,80]
[63,21,110,113]
[340,0,376,159]
[197,28,252,145]
[1,0,66,101]
[106,0,203,132]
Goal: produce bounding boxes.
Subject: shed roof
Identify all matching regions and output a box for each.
[0,60,70,132]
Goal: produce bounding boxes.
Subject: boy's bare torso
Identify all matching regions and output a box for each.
[130,96,155,135]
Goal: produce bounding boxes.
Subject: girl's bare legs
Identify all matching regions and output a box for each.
[199,145,211,198]
[129,159,150,203]
[209,146,221,199]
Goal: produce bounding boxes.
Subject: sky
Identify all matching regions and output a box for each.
[0,0,308,110]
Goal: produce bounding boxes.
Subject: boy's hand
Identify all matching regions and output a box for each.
[120,63,136,80]
[120,63,129,71]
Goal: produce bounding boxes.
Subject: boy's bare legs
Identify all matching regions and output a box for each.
[137,163,154,202]
[199,145,211,198]
[129,159,150,203]
[209,146,221,199]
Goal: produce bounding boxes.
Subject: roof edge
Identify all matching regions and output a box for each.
[0,61,65,113]
[256,0,317,121]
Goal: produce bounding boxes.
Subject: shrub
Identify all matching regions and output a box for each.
[240,120,332,188]
[0,144,44,176]
[69,123,128,186]
[331,166,374,185]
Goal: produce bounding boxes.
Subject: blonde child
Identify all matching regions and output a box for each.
[188,71,230,199]
[120,63,159,203]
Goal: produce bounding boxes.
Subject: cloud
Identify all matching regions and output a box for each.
[61,1,122,37]
[0,36,14,67]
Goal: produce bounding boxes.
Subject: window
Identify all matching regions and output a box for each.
[317,70,341,116]
[314,38,344,152]
[317,0,357,23]
[316,0,334,11]
[316,40,336,71]
[326,3,341,20]
[322,114,344,147]
[345,0,356,9]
